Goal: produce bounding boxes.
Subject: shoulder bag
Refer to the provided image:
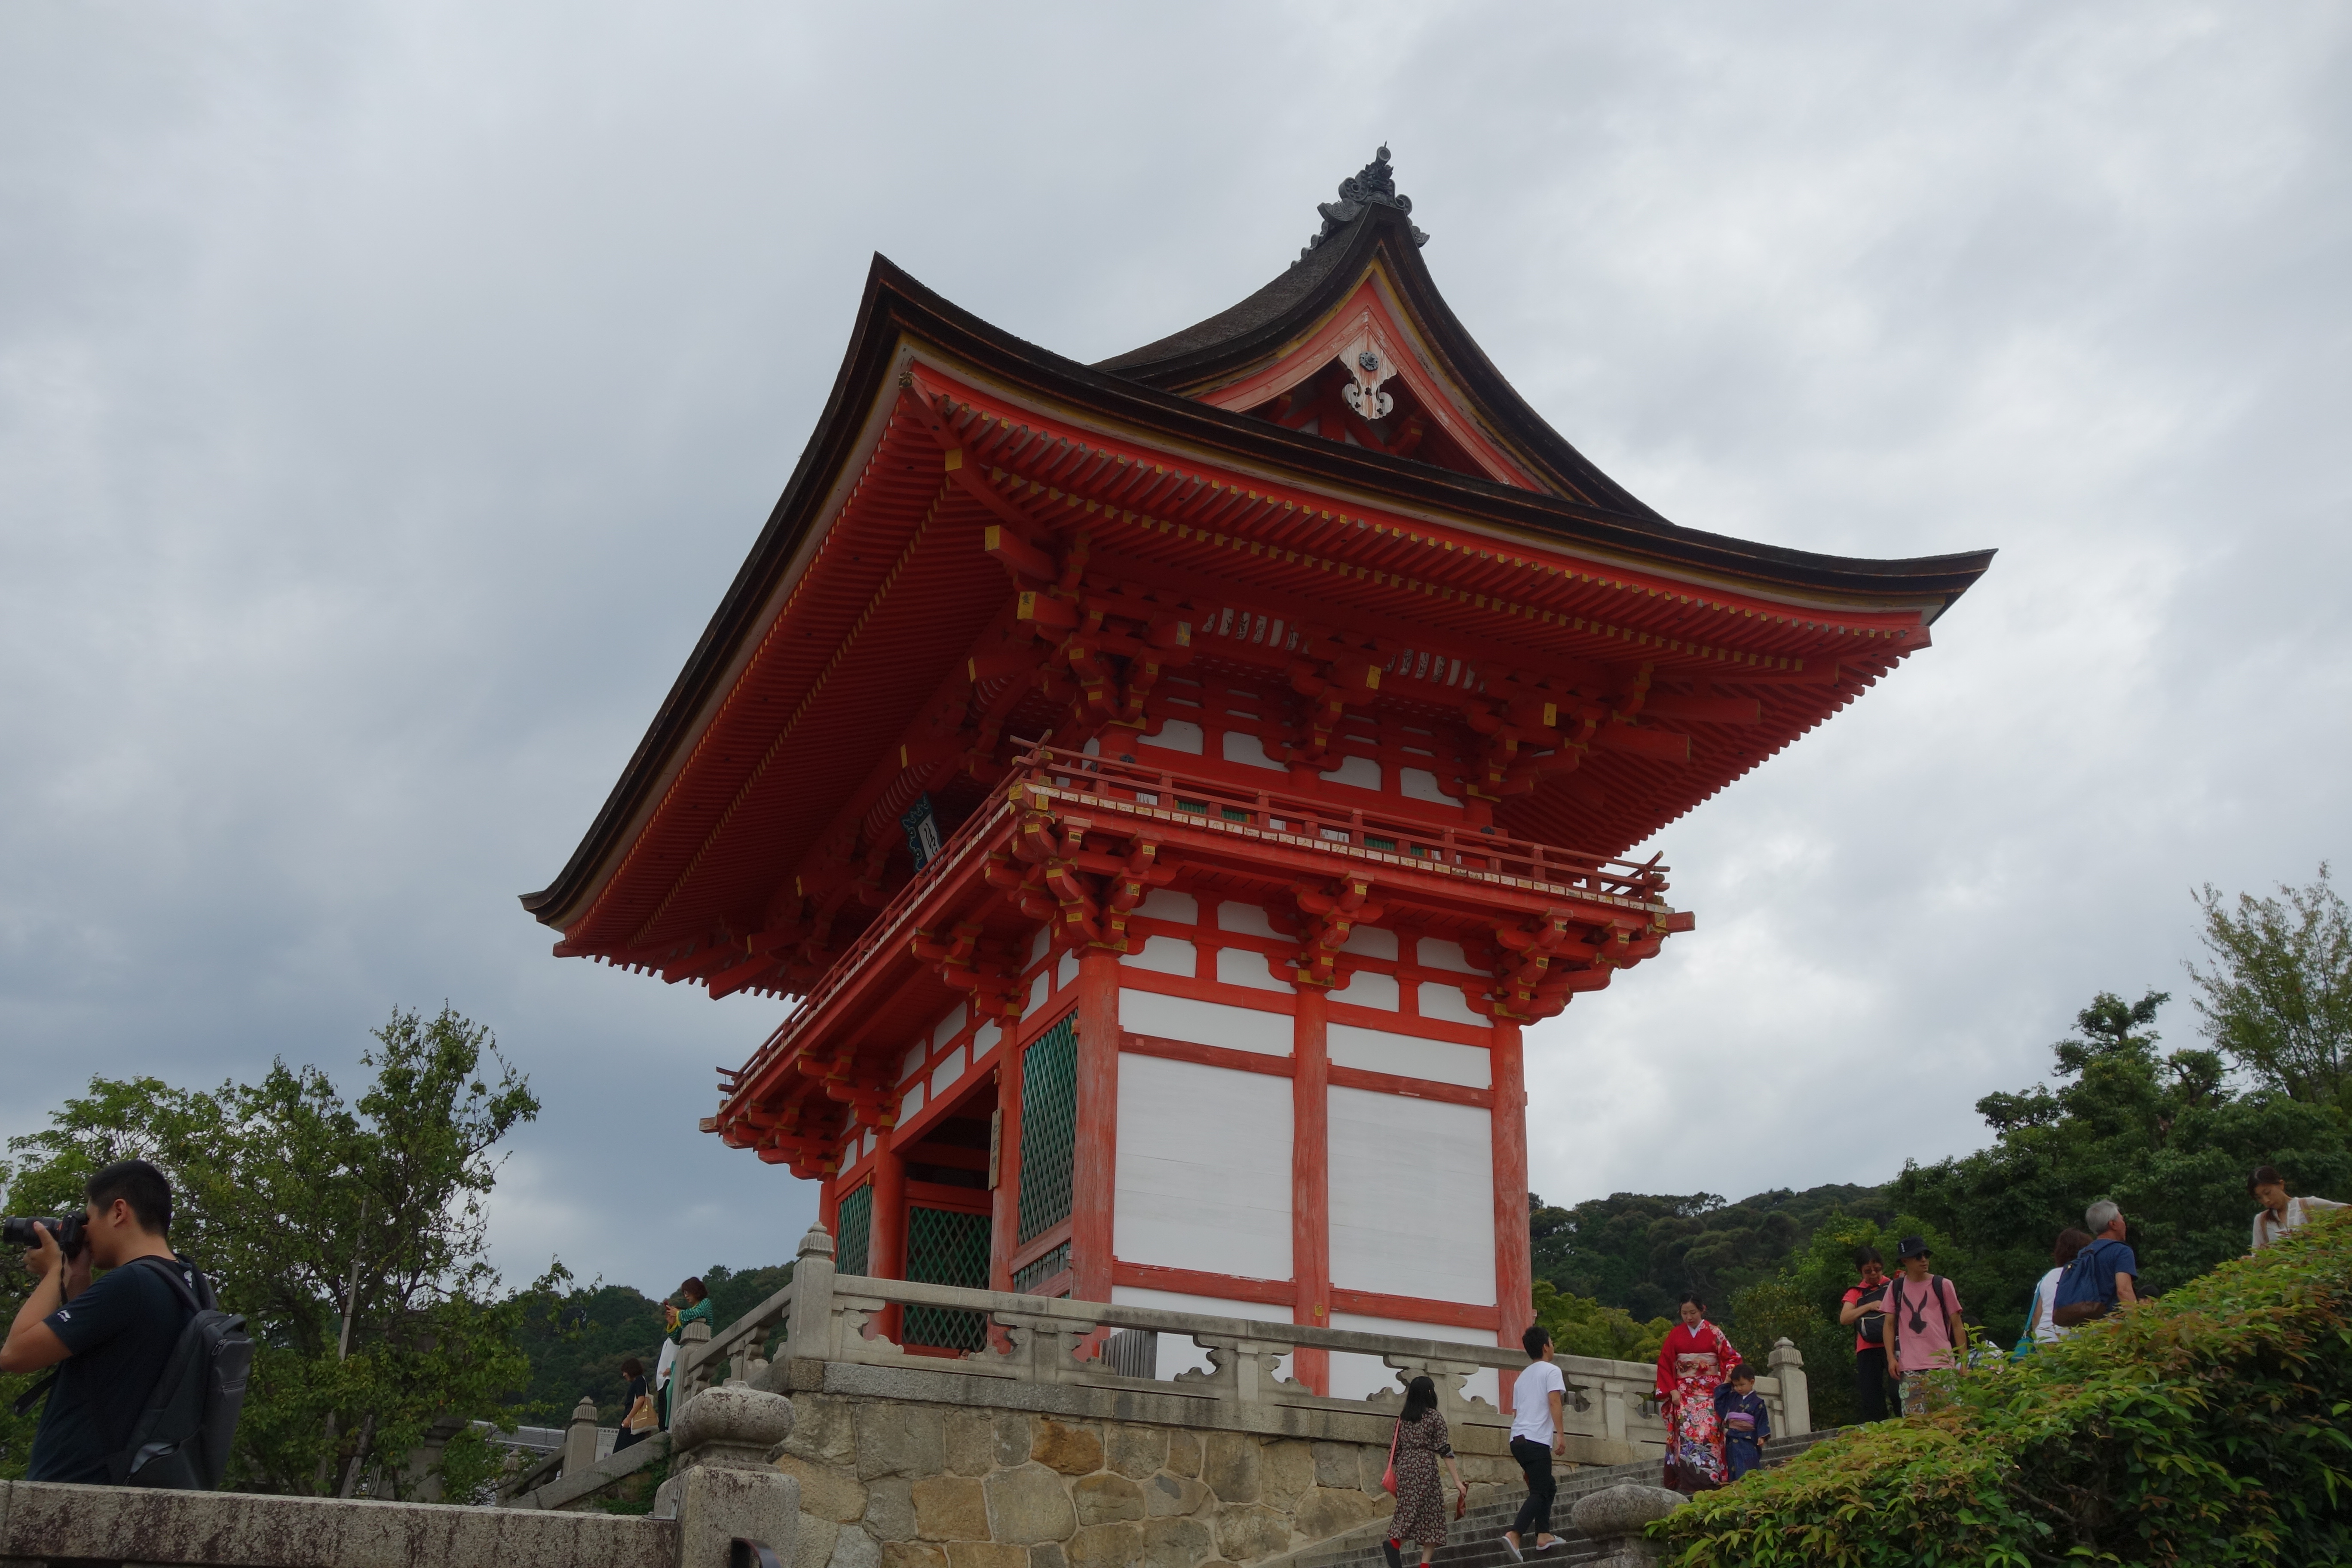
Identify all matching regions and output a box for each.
[1380,1419,1400,1493]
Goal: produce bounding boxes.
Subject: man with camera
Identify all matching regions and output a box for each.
[0,1160,197,1484]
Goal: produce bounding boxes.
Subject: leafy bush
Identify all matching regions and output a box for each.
[1531,1279,1671,1364]
[1653,1211,2352,1566]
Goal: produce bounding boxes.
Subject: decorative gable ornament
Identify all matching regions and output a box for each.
[1303,144,1430,257]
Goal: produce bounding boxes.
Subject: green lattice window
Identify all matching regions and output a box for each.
[1012,1241,1071,1295]
[903,1206,991,1351]
[836,1181,874,1277]
[1016,1014,1079,1244]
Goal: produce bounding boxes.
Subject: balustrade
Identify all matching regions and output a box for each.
[681,1226,1805,1451]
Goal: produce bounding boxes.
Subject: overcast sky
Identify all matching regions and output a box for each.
[4,3,2347,1297]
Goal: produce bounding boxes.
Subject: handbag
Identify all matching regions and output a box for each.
[1381,1420,1399,1494]
[623,1393,658,1433]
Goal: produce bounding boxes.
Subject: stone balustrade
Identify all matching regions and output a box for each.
[680,1225,1806,1464]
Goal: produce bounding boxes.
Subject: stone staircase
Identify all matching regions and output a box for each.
[1273,1431,1845,1568]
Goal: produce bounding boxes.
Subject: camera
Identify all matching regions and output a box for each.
[3,1214,89,1258]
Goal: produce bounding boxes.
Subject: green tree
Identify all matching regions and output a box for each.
[1894,988,2352,1345]
[1530,1279,1670,1364]
[0,1006,554,1497]
[2189,865,2352,1112]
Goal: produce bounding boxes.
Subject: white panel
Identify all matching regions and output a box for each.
[1029,927,1053,966]
[1109,1286,1295,1383]
[1222,730,1285,770]
[1218,902,1279,937]
[1329,1088,1496,1307]
[863,1130,877,1159]
[1121,936,1197,977]
[1120,989,1292,1055]
[1416,938,1479,974]
[1331,971,1399,1010]
[1328,1024,1489,1087]
[1023,971,1050,1017]
[1148,719,1205,755]
[930,1047,968,1097]
[1418,982,1490,1027]
[1057,949,1079,990]
[1216,947,1290,993]
[898,1080,925,1119]
[1136,888,1198,924]
[972,1021,1001,1059]
[1320,754,1381,790]
[1399,768,1451,805]
[932,1002,968,1049]
[1115,1055,1292,1284]
[1340,925,1398,960]
[901,1043,928,1084]
[1328,1312,1500,1407]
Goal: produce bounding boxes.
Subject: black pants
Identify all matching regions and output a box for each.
[1854,1347,1890,1422]
[1510,1436,1556,1538]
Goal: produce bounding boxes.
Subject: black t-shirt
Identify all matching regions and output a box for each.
[28,1258,196,1483]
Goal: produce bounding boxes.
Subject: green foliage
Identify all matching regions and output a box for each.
[2189,865,2352,1112]
[517,1261,794,1424]
[0,1007,553,1498]
[1529,1185,1893,1323]
[1653,1212,2352,1567]
[1895,989,2352,1348]
[1530,1279,1670,1364]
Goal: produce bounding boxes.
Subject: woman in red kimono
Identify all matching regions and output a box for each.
[1654,1293,1741,1491]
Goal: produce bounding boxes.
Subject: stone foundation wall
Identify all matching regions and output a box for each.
[763,1393,1534,1568]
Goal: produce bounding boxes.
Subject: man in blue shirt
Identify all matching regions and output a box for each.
[2052,1199,2141,1332]
[0,1160,195,1483]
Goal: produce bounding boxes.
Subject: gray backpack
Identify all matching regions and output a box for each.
[109,1256,254,1490]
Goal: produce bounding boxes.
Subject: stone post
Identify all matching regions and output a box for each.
[1568,1484,1684,1568]
[563,1394,599,1477]
[784,1222,837,1375]
[655,1384,801,1568]
[679,1316,714,1406]
[1769,1337,1810,1436]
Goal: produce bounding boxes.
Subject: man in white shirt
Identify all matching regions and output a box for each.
[1500,1326,1567,1559]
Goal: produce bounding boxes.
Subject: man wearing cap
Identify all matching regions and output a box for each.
[1883,1236,1964,1416]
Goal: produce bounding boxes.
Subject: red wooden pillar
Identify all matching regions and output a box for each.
[818,1174,840,1237]
[871,1124,908,1339]
[989,1059,1023,1292]
[1292,987,1332,1394]
[1491,1020,1532,1412]
[1071,949,1122,1303]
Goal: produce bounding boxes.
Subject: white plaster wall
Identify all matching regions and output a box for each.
[1331,971,1400,1010]
[1109,1285,1295,1383]
[1327,1311,1500,1407]
[1121,935,1196,976]
[1398,768,1450,805]
[1136,888,1198,923]
[1340,925,1397,960]
[1222,731,1286,770]
[1328,1088,1496,1307]
[1114,1055,1292,1283]
[1418,982,1490,1027]
[1218,902,1280,937]
[1327,1023,1490,1087]
[930,1045,967,1098]
[1415,937,1479,973]
[1321,754,1381,790]
[1119,989,1292,1055]
[932,1002,968,1047]
[1216,948,1290,992]
[1147,719,1205,754]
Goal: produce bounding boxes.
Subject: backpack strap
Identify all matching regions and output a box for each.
[126,1255,212,1314]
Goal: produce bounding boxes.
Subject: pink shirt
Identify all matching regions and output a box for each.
[1885,1273,1962,1375]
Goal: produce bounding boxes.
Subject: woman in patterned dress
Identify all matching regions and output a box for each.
[1653,1294,1742,1491]
[1386,1375,1468,1566]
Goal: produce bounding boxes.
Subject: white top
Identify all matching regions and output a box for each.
[2252,1195,2345,1250]
[2028,1267,2065,1343]
[1510,1359,1568,1444]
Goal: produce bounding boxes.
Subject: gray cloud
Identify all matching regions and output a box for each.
[3,2,2346,1290]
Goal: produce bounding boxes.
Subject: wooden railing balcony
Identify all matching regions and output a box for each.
[723,745,1675,1096]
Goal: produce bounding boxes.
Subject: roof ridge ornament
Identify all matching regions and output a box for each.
[1302,144,1430,259]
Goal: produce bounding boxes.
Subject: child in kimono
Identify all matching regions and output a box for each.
[1712,1368,1771,1481]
